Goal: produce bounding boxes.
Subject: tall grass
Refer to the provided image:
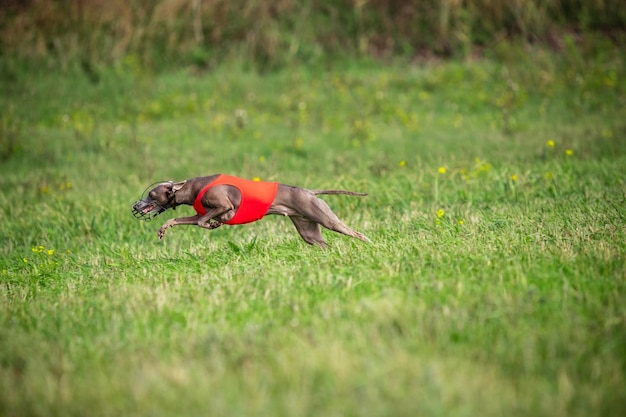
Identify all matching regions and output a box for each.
[1,0,625,70]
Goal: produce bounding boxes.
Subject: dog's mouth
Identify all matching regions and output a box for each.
[140,203,156,214]
[131,201,165,221]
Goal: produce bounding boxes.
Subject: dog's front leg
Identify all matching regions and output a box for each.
[158,215,202,240]
[158,207,232,240]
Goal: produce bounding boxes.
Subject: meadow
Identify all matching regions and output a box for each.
[1,39,625,416]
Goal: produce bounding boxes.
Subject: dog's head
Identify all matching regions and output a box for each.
[131,181,185,221]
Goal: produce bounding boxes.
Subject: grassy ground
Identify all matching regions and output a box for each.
[1,43,625,416]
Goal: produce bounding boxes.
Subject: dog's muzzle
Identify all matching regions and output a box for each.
[131,200,166,222]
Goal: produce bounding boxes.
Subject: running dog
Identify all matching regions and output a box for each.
[132,174,370,248]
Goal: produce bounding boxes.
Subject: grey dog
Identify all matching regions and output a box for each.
[132,174,370,248]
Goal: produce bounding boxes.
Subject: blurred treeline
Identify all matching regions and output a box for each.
[1,0,624,71]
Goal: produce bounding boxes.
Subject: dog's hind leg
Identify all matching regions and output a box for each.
[289,216,328,248]
[297,197,371,243]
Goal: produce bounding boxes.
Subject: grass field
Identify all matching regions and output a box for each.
[1,41,625,416]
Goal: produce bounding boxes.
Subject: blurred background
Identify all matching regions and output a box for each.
[2,0,624,72]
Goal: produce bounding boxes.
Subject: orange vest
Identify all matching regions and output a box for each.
[193,175,278,225]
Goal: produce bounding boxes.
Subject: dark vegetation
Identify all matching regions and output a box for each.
[1,0,625,72]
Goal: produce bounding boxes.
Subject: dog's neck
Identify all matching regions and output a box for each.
[172,175,221,207]
[173,184,195,206]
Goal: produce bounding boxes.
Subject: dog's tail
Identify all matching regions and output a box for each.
[311,190,368,196]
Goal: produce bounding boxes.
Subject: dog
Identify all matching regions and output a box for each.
[132,174,370,248]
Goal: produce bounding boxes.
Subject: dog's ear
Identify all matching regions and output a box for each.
[172,181,186,193]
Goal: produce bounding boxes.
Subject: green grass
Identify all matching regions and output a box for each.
[1,43,625,417]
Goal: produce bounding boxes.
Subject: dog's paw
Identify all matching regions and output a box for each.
[199,219,222,230]
[158,227,167,240]
[208,220,223,230]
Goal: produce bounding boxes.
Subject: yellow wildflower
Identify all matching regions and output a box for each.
[259,156,266,163]
[438,167,446,174]
[399,160,406,167]
[47,249,55,256]
[436,209,445,218]
[477,162,492,173]
[565,149,573,156]
[546,140,555,148]
[458,219,464,225]
[511,174,518,181]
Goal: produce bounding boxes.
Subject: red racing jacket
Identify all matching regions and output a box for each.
[193,175,278,225]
